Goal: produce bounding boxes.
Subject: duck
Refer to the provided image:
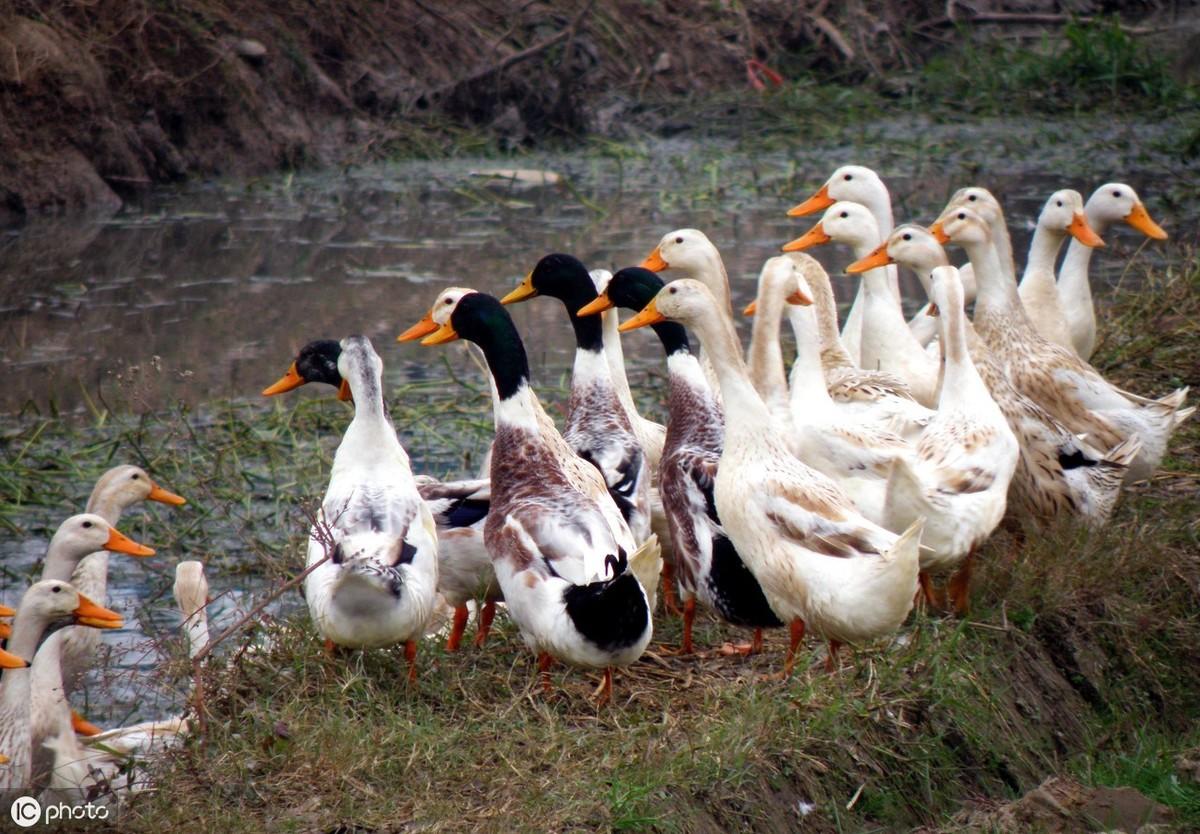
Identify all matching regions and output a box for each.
[785,164,903,363]
[299,336,439,676]
[747,254,914,527]
[1,580,124,794]
[1015,190,1106,351]
[403,289,657,703]
[25,515,154,757]
[620,269,923,675]
[500,254,655,547]
[785,201,941,407]
[793,253,933,438]
[933,204,1189,483]
[1058,183,1168,359]
[857,222,1139,526]
[59,466,185,736]
[882,266,1019,613]
[34,561,208,804]
[578,267,783,654]
[637,228,734,395]
[264,338,500,653]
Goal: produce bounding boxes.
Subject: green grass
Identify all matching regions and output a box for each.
[3,257,1199,832]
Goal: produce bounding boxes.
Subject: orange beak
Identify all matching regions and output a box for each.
[928,222,950,244]
[0,647,28,669]
[0,622,10,640]
[786,287,813,306]
[500,274,537,305]
[71,711,104,736]
[0,753,9,763]
[743,300,757,316]
[577,293,615,317]
[1122,202,1167,240]
[618,300,666,332]
[73,593,124,629]
[787,183,834,217]
[104,526,155,558]
[847,242,894,274]
[422,322,461,345]
[262,362,306,397]
[639,246,669,273]
[781,222,830,252]
[1067,212,1105,248]
[336,379,353,402]
[0,603,14,617]
[397,313,439,343]
[147,482,186,506]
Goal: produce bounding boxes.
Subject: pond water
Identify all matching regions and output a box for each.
[0,114,1194,725]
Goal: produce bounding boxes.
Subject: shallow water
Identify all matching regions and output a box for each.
[0,114,1194,724]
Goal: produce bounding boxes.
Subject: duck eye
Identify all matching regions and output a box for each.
[443,298,452,305]
[844,174,852,181]
[52,585,62,593]
[674,236,683,244]
[1112,190,1121,198]
[958,212,965,219]
[1055,200,1062,207]
[82,521,93,529]
[668,287,677,294]
[839,211,848,218]
[131,473,140,480]
[902,233,911,240]
[968,194,977,201]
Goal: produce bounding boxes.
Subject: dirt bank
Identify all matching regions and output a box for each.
[0,0,1191,222]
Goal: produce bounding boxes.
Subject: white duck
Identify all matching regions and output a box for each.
[406,290,657,703]
[785,164,902,363]
[621,273,923,675]
[579,267,783,654]
[638,228,734,395]
[59,466,185,733]
[748,255,914,527]
[785,201,941,407]
[1058,183,1168,359]
[794,253,933,438]
[860,222,1138,527]
[934,204,1190,483]
[34,561,208,804]
[302,336,439,677]
[1,580,124,794]
[265,338,500,652]
[884,266,1019,613]
[1016,189,1106,351]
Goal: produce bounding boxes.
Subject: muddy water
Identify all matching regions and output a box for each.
[0,116,1193,725]
[3,119,1192,415]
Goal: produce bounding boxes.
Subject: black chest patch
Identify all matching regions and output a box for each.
[562,571,650,652]
[705,535,784,629]
[442,498,490,529]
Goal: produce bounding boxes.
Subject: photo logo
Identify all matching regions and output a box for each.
[10,795,41,828]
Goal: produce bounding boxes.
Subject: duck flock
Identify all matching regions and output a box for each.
[0,165,1191,807]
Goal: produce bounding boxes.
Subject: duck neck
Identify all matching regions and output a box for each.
[1023,222,1068,282]
[7,605,51,664]
[807,266,855,368]
[471,315,537,432]
[686,306,774,435]
[40,533,92,585]
[601,308,639,424]
[988,210,1017,283]
[936,286,990,406]
[964,236,1023,320]
[341,363,411,472]
[85,489,124,526]
[747,281,789,409]
[1060,201,1110,299]
[680,252,733,320]
[786,303,834,411]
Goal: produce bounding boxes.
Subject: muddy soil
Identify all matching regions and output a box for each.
[0,0,1191,221]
